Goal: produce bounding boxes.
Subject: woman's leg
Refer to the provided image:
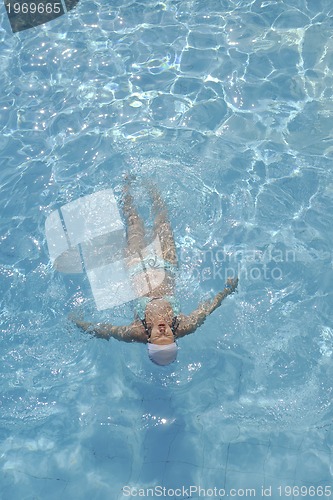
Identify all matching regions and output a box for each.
[150,186,178,266]
[122,183,146,256]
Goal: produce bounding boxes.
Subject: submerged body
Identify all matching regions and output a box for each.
[73,179,238,364]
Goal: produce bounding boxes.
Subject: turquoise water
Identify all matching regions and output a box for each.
[1,0,333,499]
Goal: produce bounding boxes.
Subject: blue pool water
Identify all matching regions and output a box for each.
[1,0,333,499]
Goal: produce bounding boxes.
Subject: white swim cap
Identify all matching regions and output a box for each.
[148,342,178,366]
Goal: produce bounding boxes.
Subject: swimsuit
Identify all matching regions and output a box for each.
[130,255,180,340]
[129,255,178,279]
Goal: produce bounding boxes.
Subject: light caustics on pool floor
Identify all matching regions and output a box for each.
[1,0,333,499]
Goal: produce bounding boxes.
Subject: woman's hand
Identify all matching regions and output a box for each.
[225,277,239,293]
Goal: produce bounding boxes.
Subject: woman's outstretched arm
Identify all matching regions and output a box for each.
[71,317,147,343]
[176,277,238,339]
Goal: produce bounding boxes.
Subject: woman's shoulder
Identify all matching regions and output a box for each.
[128,319,148,343]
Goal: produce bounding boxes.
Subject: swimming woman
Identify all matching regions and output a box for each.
[71,179,238,365]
